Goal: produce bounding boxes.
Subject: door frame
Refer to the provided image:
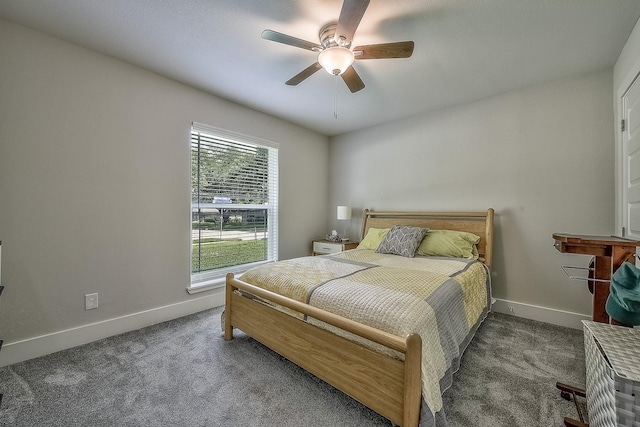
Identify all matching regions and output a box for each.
[616,56,640,237]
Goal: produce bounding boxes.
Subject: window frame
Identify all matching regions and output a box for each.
[188,122,279,293]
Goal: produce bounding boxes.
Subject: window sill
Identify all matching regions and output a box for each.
[186,277,226,294]
[188,260,274,295]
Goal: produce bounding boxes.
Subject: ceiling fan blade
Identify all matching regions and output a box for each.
[285,62,323,86]
[262,29,322,52]
[353,41,415,59]
[341,66,365,93]
[335,0,370,45]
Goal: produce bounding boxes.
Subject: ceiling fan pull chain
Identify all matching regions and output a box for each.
[334,74,338,119]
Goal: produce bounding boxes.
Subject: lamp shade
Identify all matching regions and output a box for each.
[318,47,355,76]
[337,206,352,220]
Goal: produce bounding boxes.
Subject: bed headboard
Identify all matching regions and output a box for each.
[360,208,495,268]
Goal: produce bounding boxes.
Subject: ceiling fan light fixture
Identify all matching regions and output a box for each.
[318,46,354,75]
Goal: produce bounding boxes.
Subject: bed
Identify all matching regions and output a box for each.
[224,209,494,427]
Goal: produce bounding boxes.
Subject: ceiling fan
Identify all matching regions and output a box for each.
[261,0,414,93]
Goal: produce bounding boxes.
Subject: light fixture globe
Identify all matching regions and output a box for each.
[318,46,354,76]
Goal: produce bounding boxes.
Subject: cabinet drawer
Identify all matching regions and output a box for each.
[313,241,343,254]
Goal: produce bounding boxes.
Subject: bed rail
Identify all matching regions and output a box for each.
[225,273,407,352]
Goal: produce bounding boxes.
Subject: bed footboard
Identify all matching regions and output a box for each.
[224,273,422,427]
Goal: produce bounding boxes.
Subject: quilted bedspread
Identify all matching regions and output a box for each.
[239,248,491,427]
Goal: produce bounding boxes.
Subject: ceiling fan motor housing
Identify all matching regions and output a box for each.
[320,23,349,49]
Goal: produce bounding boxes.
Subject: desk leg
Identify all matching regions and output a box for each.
[592,247,636,324]
[612,246,636,274]
[592,256,610,323]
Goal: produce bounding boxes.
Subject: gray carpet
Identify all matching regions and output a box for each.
[0,308,586,426]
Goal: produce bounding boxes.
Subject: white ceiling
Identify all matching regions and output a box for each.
[1,0,640,136]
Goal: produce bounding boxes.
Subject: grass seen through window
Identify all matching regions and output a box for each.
[192,234,268,272]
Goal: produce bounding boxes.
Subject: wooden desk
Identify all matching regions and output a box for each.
[553,233,640,323]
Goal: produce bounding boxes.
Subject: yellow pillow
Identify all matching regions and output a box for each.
[357,227,390,250]
[416,230,480,259]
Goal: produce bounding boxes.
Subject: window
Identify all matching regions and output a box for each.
[190,122,278,290]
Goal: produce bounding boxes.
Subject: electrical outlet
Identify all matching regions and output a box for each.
[85,293,99,310]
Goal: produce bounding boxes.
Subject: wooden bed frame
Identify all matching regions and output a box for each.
[224,209,494,427]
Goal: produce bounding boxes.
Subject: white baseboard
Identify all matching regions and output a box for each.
[0,289,226,368]
[0,292,587,367]
[492,298,590,330]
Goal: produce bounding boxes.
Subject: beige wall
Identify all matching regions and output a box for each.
[615,16,640,90]
[0,19,329,346]
[329,70,615,319]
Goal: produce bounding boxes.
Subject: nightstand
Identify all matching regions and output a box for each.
[312,239,359,256]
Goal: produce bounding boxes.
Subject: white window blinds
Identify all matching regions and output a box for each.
[190,122,278,287]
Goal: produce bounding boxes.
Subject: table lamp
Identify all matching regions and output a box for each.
[337,206,351,241]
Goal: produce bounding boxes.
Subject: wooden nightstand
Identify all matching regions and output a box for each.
[311,239,359,256]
